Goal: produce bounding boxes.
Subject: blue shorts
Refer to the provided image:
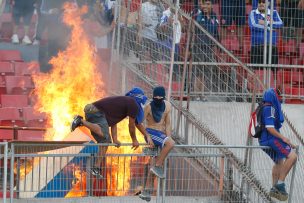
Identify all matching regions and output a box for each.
[146,128,169,148]
[260,137,291,163]
[220,0,246,26]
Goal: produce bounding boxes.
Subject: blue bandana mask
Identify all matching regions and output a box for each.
[263,88,284,127]
[125,87,147,124]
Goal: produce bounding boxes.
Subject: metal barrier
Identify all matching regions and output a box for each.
[2,143,299,202]
[0,142,8,203]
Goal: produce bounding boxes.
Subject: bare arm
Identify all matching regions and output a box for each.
[267,127,295,148]
[129,117,139,149]
[111,124,121,147]
[164,108,171,137]
[299,0,304,9]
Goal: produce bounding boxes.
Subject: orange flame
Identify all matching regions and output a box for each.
[106,119,147,196]
[30,2,147,197]
[31,3,105,141]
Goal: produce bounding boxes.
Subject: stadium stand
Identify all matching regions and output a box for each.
[0,0,302,202]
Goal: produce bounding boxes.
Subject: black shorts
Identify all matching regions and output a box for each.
[12,5,34,25]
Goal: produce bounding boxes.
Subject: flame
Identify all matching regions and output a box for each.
[106,119,148,196]
[65,165,87,197]
[31,3,105,141]
[28,2,147,197]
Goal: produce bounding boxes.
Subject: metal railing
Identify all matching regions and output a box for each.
[0,142,299,203]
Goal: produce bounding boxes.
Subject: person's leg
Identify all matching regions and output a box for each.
[267,138,296,201]
[235,0,245,51]
[146,128,175,178]
[155,137,175,167]
[21,7,34,44]
[84,111,112,178]
[272,159,284,186]
[12,6,21,43]
[279,151,297,182]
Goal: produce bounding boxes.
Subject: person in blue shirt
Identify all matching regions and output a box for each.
[192,0,219,96]
[248,0,283,70]
[260,88,297,201]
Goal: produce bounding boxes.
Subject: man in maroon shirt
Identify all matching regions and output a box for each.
[71,87,154,177]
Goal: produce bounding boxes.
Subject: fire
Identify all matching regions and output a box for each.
[29,2,147,198]
[31,3,105,141]
[106,119,147,196]
[65,164,87,197]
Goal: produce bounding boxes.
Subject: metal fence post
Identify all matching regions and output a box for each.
[10,144,14,203]
[3,142,8,203]
[288,146,299,203]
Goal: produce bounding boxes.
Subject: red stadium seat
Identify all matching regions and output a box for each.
[0,129,14,141]
[1,94,29,108]
[277,69,304,85]
[13,61,40,76]
[22,107,47,127]
[284,85,304,96]
[278,57,291,65]
[248,69,275,92]
[17,130,44,141]
[0,61,14,75]
[0,107,22,125]
[0,50,22,61]
[4,75,34,94]
[299,43,304,58]
[0,62,14,89]
[281,40,297,56]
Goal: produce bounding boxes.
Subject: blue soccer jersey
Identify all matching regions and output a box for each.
[260,105,291,163]
[260,106,280,141]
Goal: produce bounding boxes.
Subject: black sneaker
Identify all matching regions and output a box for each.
[90,167,103,178]
[71,115,83,132]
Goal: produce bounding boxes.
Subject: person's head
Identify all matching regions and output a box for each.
[258,0,267,13]
[153,86,166,106]
[200,0,212,14]
[262,88,284,123]
[126,87,148,105]
[125,87,148,124]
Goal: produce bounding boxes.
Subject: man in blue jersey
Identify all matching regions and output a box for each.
[259,88,297,201]
[248,0,283,70]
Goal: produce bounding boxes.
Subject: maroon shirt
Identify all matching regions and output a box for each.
[93,96,139,126]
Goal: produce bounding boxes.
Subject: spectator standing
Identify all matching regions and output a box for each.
[82,2,115,42]
[34,0,74,72]
[71,87,154,177]
[280,0,304,51]
[259,88,297,201]
[139,86,175,202]
[193,0,219,98]
[248,0,283,69]
[138,0,163,60]
[220,0,246,51]
[11,0,36,44]
[158,4,183,79]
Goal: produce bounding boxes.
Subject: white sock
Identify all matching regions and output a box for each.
[277,180,284,185]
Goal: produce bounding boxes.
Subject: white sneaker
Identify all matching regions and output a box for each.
[11,34,19,44]
[22,35,32,45]
[32,39,40,45]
